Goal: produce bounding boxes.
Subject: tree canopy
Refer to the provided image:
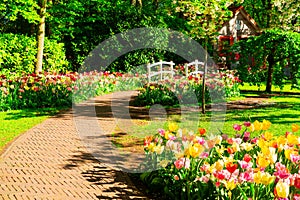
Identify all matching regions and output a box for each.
[232,29,300,92]
[0,0,299,82]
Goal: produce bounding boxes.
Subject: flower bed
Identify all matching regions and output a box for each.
[0,71,139,110]
[141,121,300,200]
[135,70,240,107]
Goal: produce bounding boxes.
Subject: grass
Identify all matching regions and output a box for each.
[122,94,300,142]
[239,82,300,93]
[1,87,299,155]
[0,108,60,152]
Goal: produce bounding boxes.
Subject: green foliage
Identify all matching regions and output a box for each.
[242,0,299,30]
[231,29,300,90]
[0,0,39,33]
[0,33,69,74]
[174,0,236,39]
[47,0,179,71]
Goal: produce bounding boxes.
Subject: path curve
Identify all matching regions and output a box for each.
[0,92,149,199]
[0,90,271,199]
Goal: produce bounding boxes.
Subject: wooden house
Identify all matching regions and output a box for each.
[217,6,260,68]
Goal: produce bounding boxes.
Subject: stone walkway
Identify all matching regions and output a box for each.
[0,93,149,199]
[0,90,272,199]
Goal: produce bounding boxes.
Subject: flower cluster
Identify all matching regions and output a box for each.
[136,70,240,107]
[143,121,300,200]
[0,71,130,110]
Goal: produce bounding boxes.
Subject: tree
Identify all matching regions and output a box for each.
[172,0,240,113]
[0,0,49,73]
[242,0,299,31]
[232,29,300,93]
[232,0,300,93]
[35,0,47,73]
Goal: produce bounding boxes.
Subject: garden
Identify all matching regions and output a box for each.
[1,0,300,199]
[1,63,300,199]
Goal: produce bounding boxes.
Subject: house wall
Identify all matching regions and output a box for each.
[219,13,256,38]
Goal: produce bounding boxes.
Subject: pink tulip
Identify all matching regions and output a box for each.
[233,124,242,131]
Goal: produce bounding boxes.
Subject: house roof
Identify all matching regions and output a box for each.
[229,5,260,33]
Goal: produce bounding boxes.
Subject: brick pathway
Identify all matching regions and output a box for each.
[0,96,149,199]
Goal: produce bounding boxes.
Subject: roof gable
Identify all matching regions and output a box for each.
[219,6,260,37]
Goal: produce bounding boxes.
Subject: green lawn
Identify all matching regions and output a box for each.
[1,93,299,153]
[0,108,59,151]
[239,83,300,93]
[126,94,300,138]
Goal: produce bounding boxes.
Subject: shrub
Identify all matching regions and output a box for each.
[0,33,69,74]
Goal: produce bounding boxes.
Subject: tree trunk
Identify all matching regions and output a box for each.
[137,0,142,7]
[154,0,159,9]
[130,0,136,6]
[35,0,47,73]
[266,55,274,93]
[130,0,142,7]
[202,39,208,114]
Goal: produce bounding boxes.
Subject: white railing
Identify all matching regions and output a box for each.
[147,60,175,82]
[147,60,206,82]
[184,59,205,76]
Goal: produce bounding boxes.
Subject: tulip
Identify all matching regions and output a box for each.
[275,180,289,198]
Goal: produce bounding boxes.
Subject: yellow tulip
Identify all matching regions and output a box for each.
[240,142,253,151]
[150,86,155,90]
[232,142,240,152]
[159,160,170,168]
[215,146,225,155]
[253,171,263,184]
[261,146,270,155]
[188,143,204,158]
[168,122,179,132]
[250,120,262,132]
[292,124,299,132]
[225,179,237,190]
[153,145,164,154]
[257,153,270,168]
[165,131,174,140]
[254,171,275,185]
[264,131,273,141]
[215,160,224,171]
[285,148,298,160]
[258,139,270,149]
[276,180,289,198]
[148,142,156,152]
[287,133,299,146]
[215,135,223,145]
[269,147,278,164]
[210,160,224,172]
[223,156,235,166]
[277,136,287,151]
[174,152,184,159]
[262,120,271,130]
[260,172,275,185]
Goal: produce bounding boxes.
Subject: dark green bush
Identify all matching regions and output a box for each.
[0,33,69,74]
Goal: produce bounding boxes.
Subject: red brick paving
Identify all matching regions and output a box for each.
[0,108,149,199]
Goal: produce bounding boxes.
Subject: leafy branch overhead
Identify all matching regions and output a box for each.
[232,29,300,92]
[174,0,237,40]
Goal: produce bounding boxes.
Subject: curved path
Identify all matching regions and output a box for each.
[0,92,149,199]
[0,90,271,199]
